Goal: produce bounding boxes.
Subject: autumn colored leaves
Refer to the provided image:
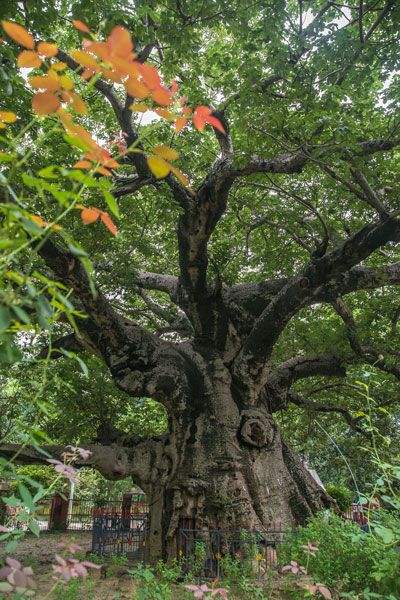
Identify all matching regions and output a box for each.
[1,18,224,237]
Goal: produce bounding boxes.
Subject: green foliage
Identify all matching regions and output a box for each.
[325,484,353,512]
[130,563,172,600]
[280,512,399,595]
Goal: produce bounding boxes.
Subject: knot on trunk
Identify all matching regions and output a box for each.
[239,409,276,448]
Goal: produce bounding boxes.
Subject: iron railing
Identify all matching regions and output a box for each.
[177,528,289,580]
[92,513,148,558]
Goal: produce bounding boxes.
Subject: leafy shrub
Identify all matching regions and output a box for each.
[325,483,353,512]
[280,512,388,593]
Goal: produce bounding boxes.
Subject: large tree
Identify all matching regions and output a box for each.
[1,0,400,560]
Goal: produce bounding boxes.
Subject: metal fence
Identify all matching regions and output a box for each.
[5,494,148,532]
[177,527,289,580]
[92,513,148,559]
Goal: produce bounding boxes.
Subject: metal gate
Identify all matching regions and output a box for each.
[92,513,148,559]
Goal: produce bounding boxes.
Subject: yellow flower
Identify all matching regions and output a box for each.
[256,553,263,561]
[215,552,221,560]
[0,111,16,128]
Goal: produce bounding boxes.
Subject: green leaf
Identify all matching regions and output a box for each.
[102,189,120,218]
[28,520,40,537]
[0,305,11,333]
[18,483,35,512]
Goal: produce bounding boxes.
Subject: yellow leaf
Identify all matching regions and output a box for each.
[51,61,67,71]
[17,50,42,68]
[29,74,61,91]
[147,156,171,179]
[153,145,179,161]
[129,103,148,112]
[153,107,174,120]
[0,111,17,123]
[2,21,34,49]
[59,75,74,90]
[70,49,99,71]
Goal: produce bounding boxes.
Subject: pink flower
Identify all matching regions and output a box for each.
[58,541,82,554]
[302,582,332,598]
[0,556,36,596]
[46,459,78,484]
[0,525,10,533]
[52,554,100,583]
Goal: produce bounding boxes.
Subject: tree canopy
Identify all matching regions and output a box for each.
[1,0,400,555]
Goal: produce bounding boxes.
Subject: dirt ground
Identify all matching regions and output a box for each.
[0,530,136,599]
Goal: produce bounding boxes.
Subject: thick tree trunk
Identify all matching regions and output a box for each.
[136,360,331,562]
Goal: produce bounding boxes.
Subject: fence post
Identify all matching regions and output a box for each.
[0,482,10,526]
[121,493,132,528]
[49,493,68,531]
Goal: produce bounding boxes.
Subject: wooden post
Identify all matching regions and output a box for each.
[49,493,68,531]
[121,493,132,528]
[0,482,10,526]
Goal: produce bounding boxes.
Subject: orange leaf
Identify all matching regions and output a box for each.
[174,117,188,132]
[95,167,112,176]
[107,25,134,59]
[17,50,42,68]
[83,40,110,61]
[37,42,58,58]
[81,207,99,224]
[51,61,67,71]
[111,55,140,78]
[170,165,189,187]
[72,20,91,33]
[147,156,171,179]
[140,63,161,90]
[192,106,211,131]
[206,115,225,133]
[101,68,122,83]
[0,111,17,123]
[152,86,172,106]
[81,68,96,80]
[125,77,149,99]
[130,103,148,112]
[100,212,117,236]
[62,91,87,114]
[153,145,179,161]
[193,106,225,133]
[31,215,45,227]
[29,74,61,91]
[153,108,174,119]
[70,49,99,71]
[73,159,92,169]
[32,91,60,115]
[2,21,34,49]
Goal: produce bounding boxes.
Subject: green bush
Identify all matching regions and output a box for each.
[325,483,353,512]
[280,512,396,594]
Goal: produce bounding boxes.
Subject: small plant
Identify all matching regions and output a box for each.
[106,552,129,577]
[184,583,228,598]
[155,558,181,584]
[130,562,172,600]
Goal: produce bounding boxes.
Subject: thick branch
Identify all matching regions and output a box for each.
[236,218,400,377]
[287,391,364,433]
[0,440,166,488]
